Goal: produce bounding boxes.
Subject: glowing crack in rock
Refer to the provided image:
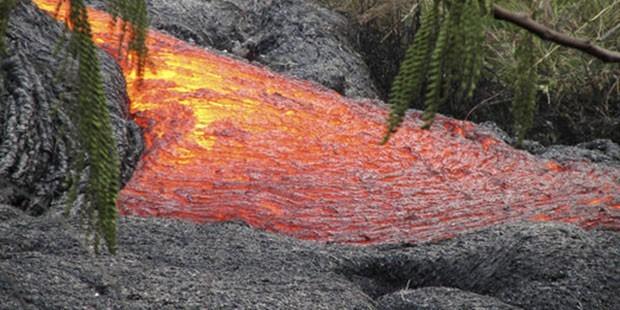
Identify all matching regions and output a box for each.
[35,0,620,244]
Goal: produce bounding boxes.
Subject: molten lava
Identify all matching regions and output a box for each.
[36,0,620,244]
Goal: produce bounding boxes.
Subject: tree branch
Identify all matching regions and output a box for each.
[492,4,620,63]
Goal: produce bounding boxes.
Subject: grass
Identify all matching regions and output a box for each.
[314,0,620,144]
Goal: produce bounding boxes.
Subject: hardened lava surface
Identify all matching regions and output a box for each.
[36,0,620,244]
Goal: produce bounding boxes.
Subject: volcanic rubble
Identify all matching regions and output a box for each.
[1,1,619,309]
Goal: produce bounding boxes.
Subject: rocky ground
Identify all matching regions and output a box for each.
[2,207,619,309]
[1,1,619,309]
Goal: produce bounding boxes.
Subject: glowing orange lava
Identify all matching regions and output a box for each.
[36,0,620,244]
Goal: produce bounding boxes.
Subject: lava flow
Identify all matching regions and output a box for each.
[36,0,620,244]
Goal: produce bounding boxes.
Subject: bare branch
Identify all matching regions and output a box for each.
[492,4,620,63]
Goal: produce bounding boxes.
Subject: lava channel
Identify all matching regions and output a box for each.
[35,0,620,244]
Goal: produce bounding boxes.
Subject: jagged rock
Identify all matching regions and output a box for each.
[519,139,547,155]
[476,122,620,166]
[476,121,515,144]
[342,222,620,310]
[0,204,23,222]
[85,0,379,99]
[539,139,620,165]
[0,0,143,215]
[1,215,618,309]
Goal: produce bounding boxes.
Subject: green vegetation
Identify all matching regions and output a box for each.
[64,0,121,254]
[511,28,537,143]
[0,0,149,254]
[489,0,620,144]
[109,0,149,78]
[382,0,490,143]
[317,0,620,145]
[64,0,148,254]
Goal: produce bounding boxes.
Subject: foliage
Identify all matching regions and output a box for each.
[488,0,620,144]
[109,0,149,78]
[382,0,438,143]
[60,0,148,254]
[317,0,620,144]
[55,0,120,254]
[1,0,149,254]
[512,29,537,144]
[382,0,491,142]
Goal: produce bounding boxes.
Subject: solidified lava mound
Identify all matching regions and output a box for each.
[35,0,620,245]
[0,0,142,215]
[1,213,619,309]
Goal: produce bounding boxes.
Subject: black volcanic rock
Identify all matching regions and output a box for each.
[0,0,143,215]
[538,139,620,166]
[1,213,618,309]
[477,122,620,166]
[344,222,620,309]
[85,0,379,99]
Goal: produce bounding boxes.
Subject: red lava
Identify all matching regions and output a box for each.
[36,0,620,244]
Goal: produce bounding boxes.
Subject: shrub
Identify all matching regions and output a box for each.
[316,0,620,144]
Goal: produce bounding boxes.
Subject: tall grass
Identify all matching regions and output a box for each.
[316,0,620,144]
[487,0,620,143]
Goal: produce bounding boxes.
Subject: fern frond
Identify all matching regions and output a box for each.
[421,7,451,129]
[460,0,484,99]
[68,0,121,254]
[382,0,439,143]
[109,0,149,78]
[383,0,491,140]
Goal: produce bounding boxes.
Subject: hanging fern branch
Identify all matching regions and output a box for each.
[109,0,149,78]
[0,0,149,254]
[460,0,488,99]
[48,0,149,253]
[61,0,122,254]
[384,0,619,144]
[421,7,451,129]
[383,0,490,142]
[382,0,440,144]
